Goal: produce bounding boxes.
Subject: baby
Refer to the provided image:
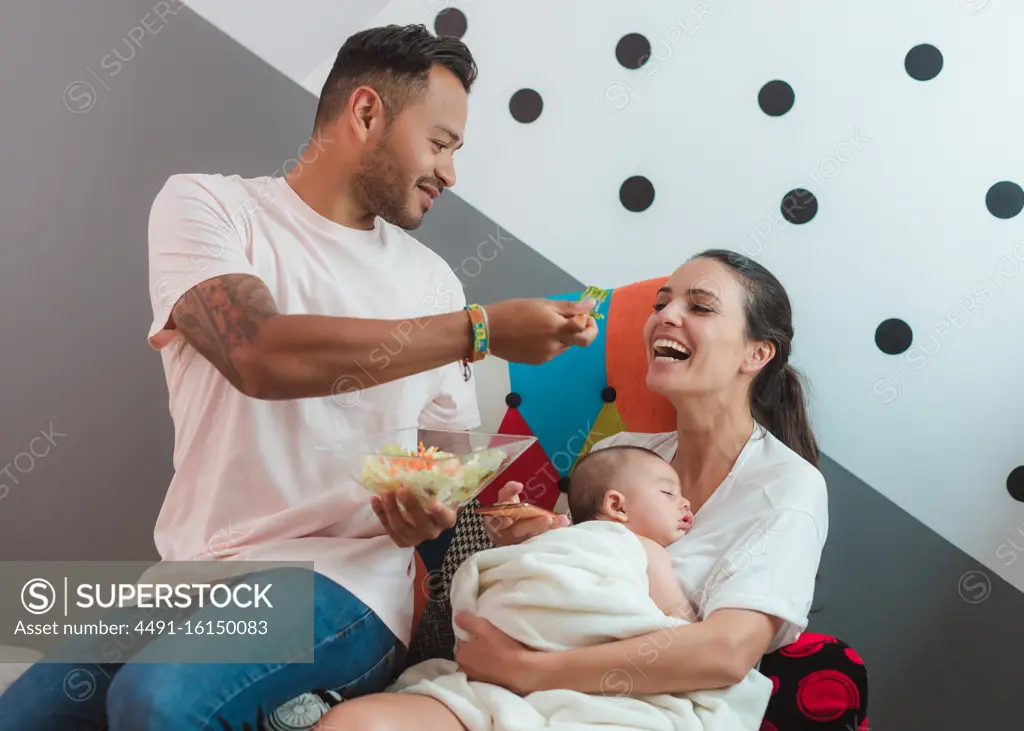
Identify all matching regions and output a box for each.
[565,444,695,620]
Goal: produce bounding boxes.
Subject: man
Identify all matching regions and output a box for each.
[0,23,596,730]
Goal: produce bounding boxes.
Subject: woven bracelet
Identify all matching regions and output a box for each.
[465,304,489,362]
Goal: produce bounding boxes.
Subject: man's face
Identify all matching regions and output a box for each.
[357,65,468,230]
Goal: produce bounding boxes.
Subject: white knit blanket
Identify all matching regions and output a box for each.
[390,521,772,731]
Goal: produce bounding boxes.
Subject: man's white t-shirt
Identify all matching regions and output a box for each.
[592,423,828,653]
[145,173,480,646]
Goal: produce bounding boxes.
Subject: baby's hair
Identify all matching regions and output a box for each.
[566,445,664,523]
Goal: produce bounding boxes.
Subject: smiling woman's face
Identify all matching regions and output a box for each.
[643,256,759,400]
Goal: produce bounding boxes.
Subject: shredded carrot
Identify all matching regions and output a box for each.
[377,443,458,478]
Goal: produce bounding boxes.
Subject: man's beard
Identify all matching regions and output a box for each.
[356,140,423,230]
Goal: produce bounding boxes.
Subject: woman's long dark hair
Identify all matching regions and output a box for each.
[690,249,820,468]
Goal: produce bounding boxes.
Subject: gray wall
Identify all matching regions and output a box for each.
[0,1,1019,728]
[811,455,1024,729]
[0,0,320,560]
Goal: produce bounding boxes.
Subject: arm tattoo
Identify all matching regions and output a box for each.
[171,274,279,388]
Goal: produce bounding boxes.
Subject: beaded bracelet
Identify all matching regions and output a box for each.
[465,304,490,362]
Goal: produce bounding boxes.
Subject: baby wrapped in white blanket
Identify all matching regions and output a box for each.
[390,445,773,731]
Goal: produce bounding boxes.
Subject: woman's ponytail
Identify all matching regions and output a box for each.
[751,362,820,468]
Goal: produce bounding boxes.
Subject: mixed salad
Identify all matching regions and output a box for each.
[359,441,507,507]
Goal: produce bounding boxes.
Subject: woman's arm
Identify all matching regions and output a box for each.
[454,608,781,696]
[460,500,825,695]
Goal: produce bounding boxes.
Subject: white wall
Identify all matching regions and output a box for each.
[342,0,1024,598]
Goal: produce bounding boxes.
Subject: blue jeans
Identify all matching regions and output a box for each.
[0,567,402,730]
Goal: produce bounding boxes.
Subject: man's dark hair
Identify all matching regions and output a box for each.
[314,24,477,131]
[566,445,664,523]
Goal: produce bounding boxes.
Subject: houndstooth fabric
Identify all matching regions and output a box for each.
[404,498,495,667]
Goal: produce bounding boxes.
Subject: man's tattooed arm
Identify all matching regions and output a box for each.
[168,273,475,400]
[170,274,280,394]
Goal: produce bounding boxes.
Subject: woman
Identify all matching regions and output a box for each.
[321,248,828,728]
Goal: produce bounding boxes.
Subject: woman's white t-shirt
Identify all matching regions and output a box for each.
[590,423,828,653]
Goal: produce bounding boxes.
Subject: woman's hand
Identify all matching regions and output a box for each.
[454,612,547,695]
[482,481,571,547]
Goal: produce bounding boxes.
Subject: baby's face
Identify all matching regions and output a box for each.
[617,456,693,547]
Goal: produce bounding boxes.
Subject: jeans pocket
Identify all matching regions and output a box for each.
[332,645,397,701]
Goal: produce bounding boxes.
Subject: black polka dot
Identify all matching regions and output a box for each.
[620,176,655,212]
[505,392,521,408]
[434,8,467,38]
[875,319,913,355]
[616,33,651,70]
[509,88,543,123]
[986,181,1024,219]
[780,188,817,224]
[601,386,617,403]
[1008,467,1024,502]
[905,43,943,81]
[758,80,794,116]
[558,476,571,493]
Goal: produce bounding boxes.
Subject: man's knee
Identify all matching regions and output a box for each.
[106,664,187,731]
